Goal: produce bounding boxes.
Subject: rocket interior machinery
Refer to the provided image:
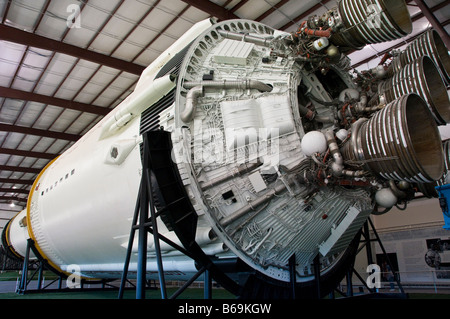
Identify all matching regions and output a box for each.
[3,0,450,298]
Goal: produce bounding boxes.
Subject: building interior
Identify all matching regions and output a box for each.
[0,0,449,301]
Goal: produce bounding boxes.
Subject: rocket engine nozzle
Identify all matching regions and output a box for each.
[330,0,412,49]
[389,30,450,84]
[378,55,450,125]
[341,93,444,183]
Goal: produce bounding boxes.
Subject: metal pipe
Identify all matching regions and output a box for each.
[356,93,385,113]
[181,79,273,123]
[302,27,332,38]
[315,114,335,123]
[299,104,315,120]
[342,169,367,178]
[389,180,406,199]
[325,130,344,177]
[355,92,368,112]
[180,85,203,123]
[217,29,274,47]
[360,104,385,113]
[183,79,273,92]
[325,130,367,178]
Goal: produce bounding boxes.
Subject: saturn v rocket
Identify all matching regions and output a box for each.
[2,0,450,298]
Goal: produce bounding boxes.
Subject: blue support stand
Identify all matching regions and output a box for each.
[435,184,450,230]
[118,133,167,299]
[17,238,62,294]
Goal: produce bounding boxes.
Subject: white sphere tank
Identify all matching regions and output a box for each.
[301,131,328,156]
[375,188,398,208]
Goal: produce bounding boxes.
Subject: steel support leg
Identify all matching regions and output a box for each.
[313,254,321,299]
[18,239,31,294]
[119,133,167,299]
[346,269,353,297]
[368,218,405,294]
[58,276,62,290]
[289,254,296,299]
[363,222,374,265]
[204,269,212,299]
[136,171,149,299]
[37,263,44,290]
[146,169,167,299]
[118,187,141,299]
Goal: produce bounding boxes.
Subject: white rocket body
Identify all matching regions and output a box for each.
[5,19,215,280]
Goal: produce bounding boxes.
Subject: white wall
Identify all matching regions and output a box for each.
[372,197,446,232]
[352,197,450,288]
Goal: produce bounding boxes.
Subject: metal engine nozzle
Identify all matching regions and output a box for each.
[341,93,444,183]
[389,29,450,84]
[378,55,450,125]
[330,0,412,49]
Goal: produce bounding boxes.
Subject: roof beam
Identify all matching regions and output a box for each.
[0,196,28,203]
[0,86,110,116]
[280,0,332,30]
[0,178,33,186]
[0,147,57,160]
[413,0,450,48]
[0,24,146,76]
[229,0,249,12]
[0,165,41,174]
[0,123,81,141]
[255,0,290,22]
[180,0,238,20]
[0,188,29,195]
[351,2,450,69]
